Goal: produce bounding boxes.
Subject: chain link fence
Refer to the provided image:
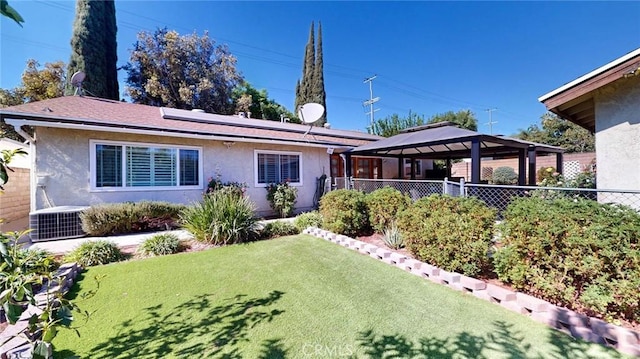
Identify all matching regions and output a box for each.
[326,177,640,218]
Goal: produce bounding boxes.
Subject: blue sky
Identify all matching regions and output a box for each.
[1,1,639,135]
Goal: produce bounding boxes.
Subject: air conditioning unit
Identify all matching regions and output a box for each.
[29,206,89,242]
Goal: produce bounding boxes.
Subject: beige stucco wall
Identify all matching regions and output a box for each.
[34,128,330,216]
[594,76,640,191]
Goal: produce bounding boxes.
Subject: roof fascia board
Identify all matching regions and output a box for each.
[3,117,344,150]
[539,48,640,102]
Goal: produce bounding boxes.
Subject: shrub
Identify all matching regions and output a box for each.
[206,176,247,198]
[494,197,640,323]
[382,222,404,250]
[319,189,370,237]
[180,190,258,245]
[536,166,557,183]
[261,221,300,239]
[366,187,411,233]
[18,248,58,274]
[293,211,323,231]
[138,233,182,256]
[397,195,495,276]
[81,201,185,236]
[266,182,298,218]
[491,166,518,185]
[65,240,124,267]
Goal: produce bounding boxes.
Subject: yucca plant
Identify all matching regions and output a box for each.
[65,240,124,267]
[382,222,404,250]
[180,191,258,245]
[138,233,182,256]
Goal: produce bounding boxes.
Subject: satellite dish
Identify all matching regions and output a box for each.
[70,71,86,96]
[298,103,325,124]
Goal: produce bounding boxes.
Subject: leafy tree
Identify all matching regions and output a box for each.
[68,0,119,100]
[295,22,326,126]
[232,82,299,123]
[1,60,66,141]
[516,113,594,153]
[427,109,477,131]
[124,28,242,115]
[368,111,426,137]
[0,0,24,26]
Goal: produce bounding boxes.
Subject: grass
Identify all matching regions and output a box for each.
[54,235,625,358]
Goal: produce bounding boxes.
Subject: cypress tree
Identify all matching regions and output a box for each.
[312,22,326,125]
[67,0,119,100]
[294,21,326,126]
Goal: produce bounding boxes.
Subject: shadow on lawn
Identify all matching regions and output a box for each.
[86,290,285,358]
[353,321,624,359]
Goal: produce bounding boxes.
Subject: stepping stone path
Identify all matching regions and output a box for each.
[0,263,81,359]
[303,227,640,357]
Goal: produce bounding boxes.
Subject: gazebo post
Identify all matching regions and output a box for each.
[471,138,481,183]
[398,155,404,179]
[344,153,352,178]
[518,148,526,185]
[446,158,452,178]
[528,150,537,185]
[556,153,564,175]
[410,158,416,180]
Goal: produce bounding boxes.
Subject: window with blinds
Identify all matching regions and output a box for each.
[92,141,201,190]
[256,151,301,185]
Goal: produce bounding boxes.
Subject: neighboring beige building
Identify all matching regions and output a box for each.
[539,48,640,190]
[0,138,30,231]
[0,96,380,234]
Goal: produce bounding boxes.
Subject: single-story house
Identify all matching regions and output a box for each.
[539,47,640,190]
[0,96,385,239]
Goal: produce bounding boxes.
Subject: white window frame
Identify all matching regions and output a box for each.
[254,150,303,187]
[89,139,203,192]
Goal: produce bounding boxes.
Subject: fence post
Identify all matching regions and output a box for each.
[443,177,449,195]
[348,177,353,190]
[460,178,466,197]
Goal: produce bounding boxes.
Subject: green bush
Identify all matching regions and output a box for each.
[382,222,404,250]
[180,190,258,245]
[81,201,185,236]
[494,197,640,323]
[138,233,182,256]
[65,240,124,267]
[293,211,323,231]
[366,187,411,233]
[266,182,298,218]
[397,195,495,276]
[261,221,300,239]
[206,177,247,198]
[18,248,58,274]
[536,166,557,183]
[491,166,518,185]
[319,189,370,237]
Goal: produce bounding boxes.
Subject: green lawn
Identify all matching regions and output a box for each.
[54,235,624,358]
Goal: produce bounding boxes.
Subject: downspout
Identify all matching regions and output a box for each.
[5,119,37,212]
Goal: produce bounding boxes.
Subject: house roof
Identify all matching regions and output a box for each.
[348,122,563,159]
[538,47,640,133]
[0,96,380,149]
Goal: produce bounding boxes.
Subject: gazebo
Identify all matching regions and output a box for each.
[346,122,564,185]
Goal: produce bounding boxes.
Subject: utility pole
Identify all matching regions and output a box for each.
[485,108,498,135]
[363,75,380,127]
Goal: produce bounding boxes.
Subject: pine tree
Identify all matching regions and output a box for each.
[67,0,119,100]
[295,21,326,126]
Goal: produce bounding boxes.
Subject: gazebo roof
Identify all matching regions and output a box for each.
[349,122,563,159]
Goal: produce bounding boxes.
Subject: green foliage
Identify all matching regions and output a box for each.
[367,111,425,137]
[232,81,298,123]
[293,211,323,231]
[366,187,411,233]
[80,201,185,236]
[516,113,594,153]
[0,148,27,191]
[206,176,247,198]
[180,190,258,245]
[491,166,518,185]
[0,0,24,27]
[295,21,326,126]
[266,182,298,218]
[65,240,124,267]
[427,109,478,131]
[68,0,119,100]
[319,189,370,237]
[536,166,558,183]
[570,169,596,189]
[138,233,182,257]
[124,28,241,114]
[382,222,404,250]
[260,221,300,239]
[397,195,495,276]
[18,247,58,275]
[494,197,640,322]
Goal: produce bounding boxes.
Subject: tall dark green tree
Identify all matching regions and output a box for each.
[295,21,326,126]
[67,0,119,100]
[516,113,594,153]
